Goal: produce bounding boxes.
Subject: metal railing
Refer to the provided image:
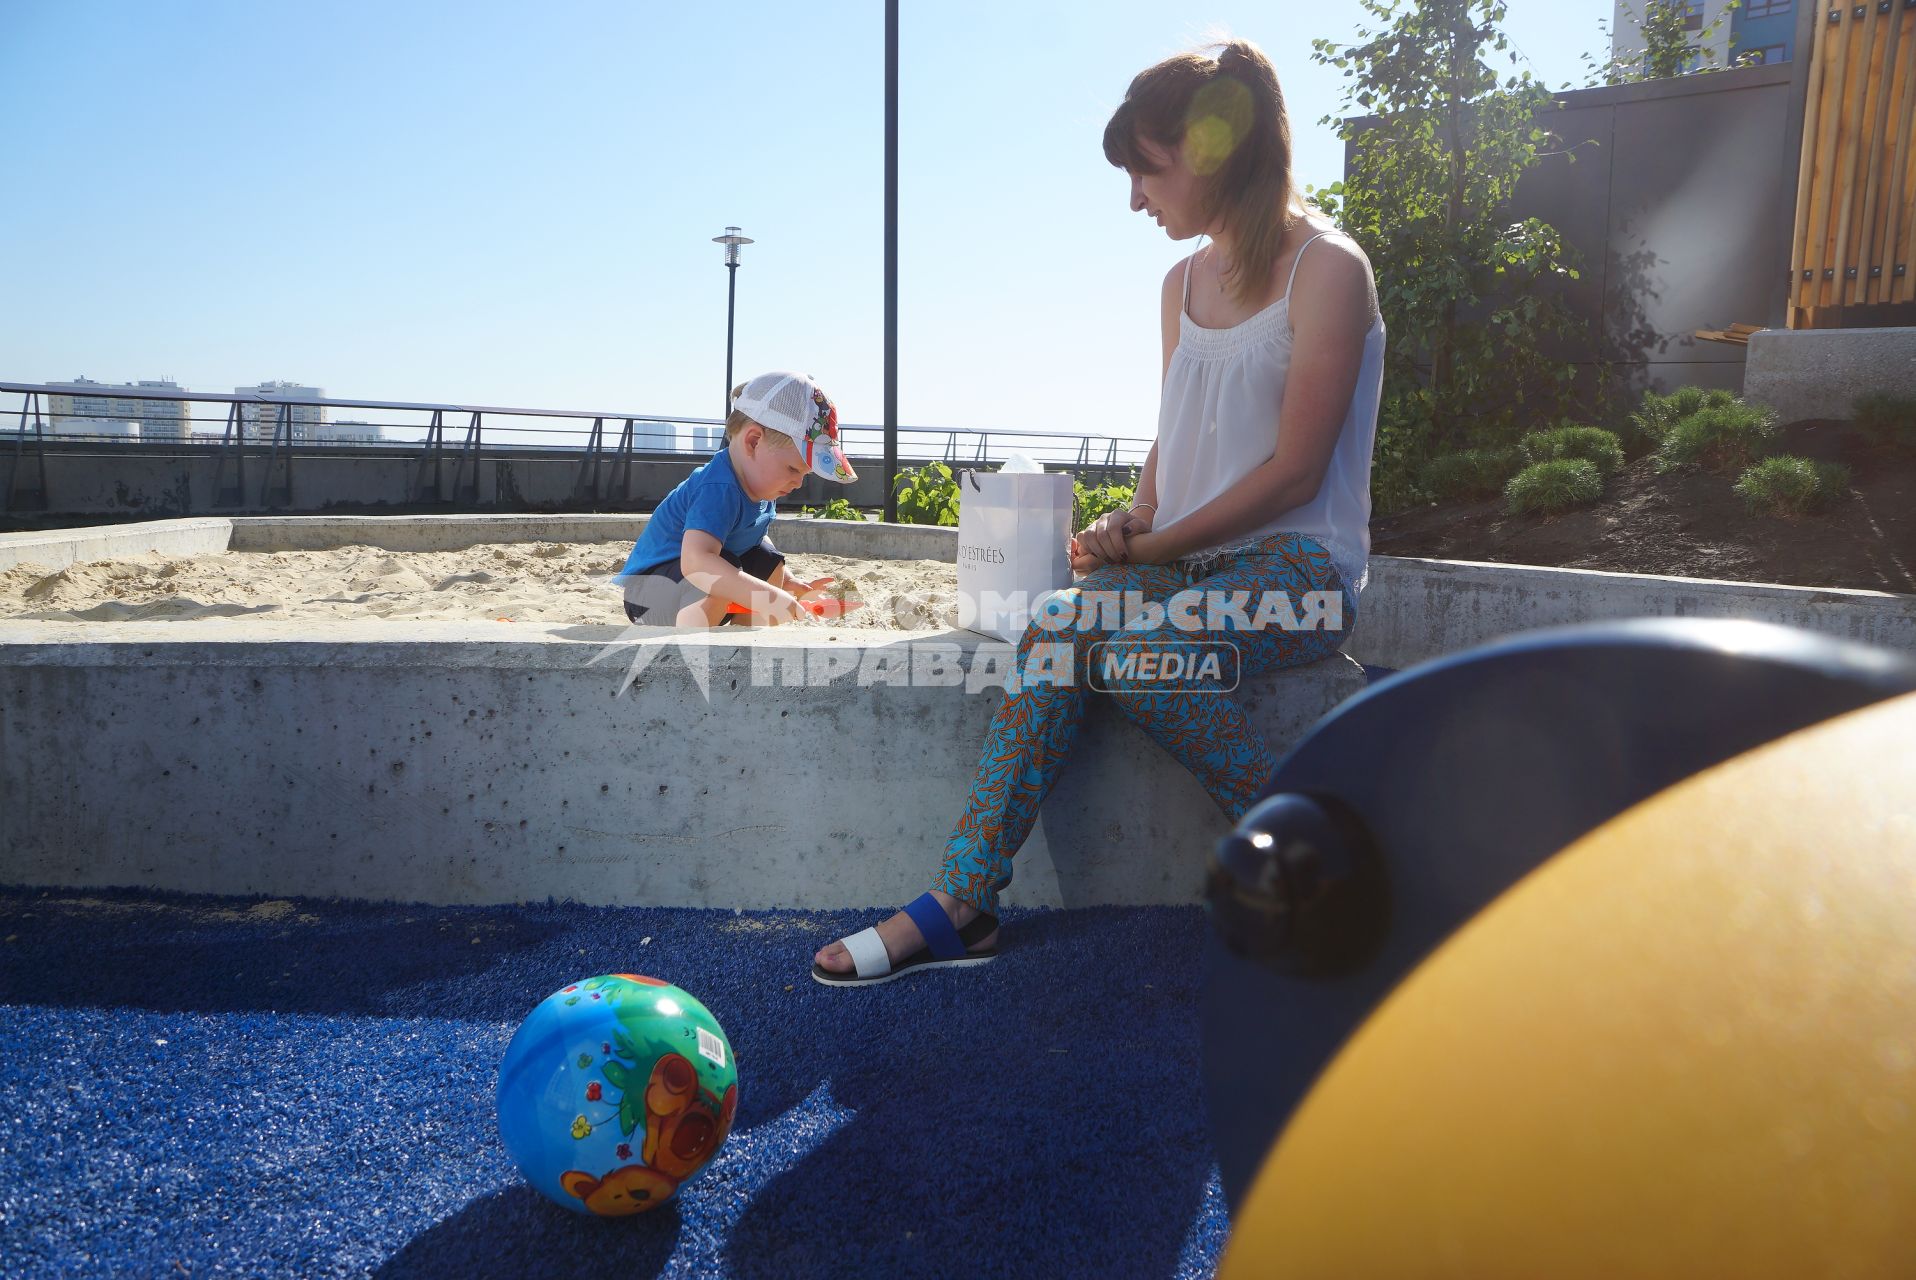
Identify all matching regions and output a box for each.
[1,382,1148,514]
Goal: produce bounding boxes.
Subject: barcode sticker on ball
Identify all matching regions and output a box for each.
[697,1028,726,1069]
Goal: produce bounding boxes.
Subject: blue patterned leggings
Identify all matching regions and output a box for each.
[933,532,1354,915]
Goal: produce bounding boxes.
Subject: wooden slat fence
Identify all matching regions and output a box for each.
[1791,0,1916,327]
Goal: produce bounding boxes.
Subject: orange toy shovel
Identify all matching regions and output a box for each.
[723,578,864,618]
[724,598,866,619]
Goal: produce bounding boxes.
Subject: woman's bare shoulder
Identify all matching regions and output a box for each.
[1297,212,1367,260]
[1295,218,1373,286]
[1290,218,1377,327]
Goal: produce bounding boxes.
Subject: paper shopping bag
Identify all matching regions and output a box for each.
[956,469,1075,642]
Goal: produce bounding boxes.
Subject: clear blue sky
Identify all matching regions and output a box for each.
[0,1,1615,445]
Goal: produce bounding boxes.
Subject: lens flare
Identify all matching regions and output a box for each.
[1183,77,1253,176]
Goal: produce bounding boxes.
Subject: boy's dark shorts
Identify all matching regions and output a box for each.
[621,544,786,625]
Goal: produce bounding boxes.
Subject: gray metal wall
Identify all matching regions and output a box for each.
[1521,61,1798,407]
[1345,54,1807,417]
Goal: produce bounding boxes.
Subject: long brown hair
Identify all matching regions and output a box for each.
[1102,39,1298,307]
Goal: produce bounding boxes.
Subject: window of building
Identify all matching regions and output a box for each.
[1743,0,1792,18]
[1736,42,1788,66]
[1682,0,1704,32]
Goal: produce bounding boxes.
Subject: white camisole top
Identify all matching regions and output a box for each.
[1152,229,1386,597]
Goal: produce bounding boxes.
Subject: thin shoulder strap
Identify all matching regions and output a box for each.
[1180,246,1197,318]
[1282,231,1338,306]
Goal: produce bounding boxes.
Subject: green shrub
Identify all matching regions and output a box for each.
[1073,471,1138,530]
[1629,385,1736,450]
[1852,390,1916,452]
[1504,458,1604,516]
[1733,456,1851,518]
[1518,425,1625,477]
[1655,401,1779,473]
[891,461,961,526]
[1421,448,1521,501]
[798,496,864,521]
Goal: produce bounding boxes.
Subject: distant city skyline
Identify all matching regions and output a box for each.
[20,371,716,452]
[44,376,190,440]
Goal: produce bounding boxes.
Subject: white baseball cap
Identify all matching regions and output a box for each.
[733,371,857,484]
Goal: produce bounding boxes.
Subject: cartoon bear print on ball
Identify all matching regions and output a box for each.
[497,974,740,1216]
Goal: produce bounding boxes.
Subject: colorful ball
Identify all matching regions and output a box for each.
[496,974,739,1216]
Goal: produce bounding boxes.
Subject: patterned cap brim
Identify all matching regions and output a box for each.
[807,437,857,484]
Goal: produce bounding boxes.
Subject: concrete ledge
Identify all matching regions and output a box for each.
[11,516,1910,913]
[0,621,1365,909]
[1353,556,1916,670]
[9,513,1908,668]
[6,512,959,561]
[1744,325,1916,423]
[768,518,958,562]
[225,513,957,561]
[0,517,233,572]
[224,513,646,552]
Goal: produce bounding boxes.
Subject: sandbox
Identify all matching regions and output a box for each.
[0,519,960,629]
[7,514,1908,911]
[0,541,964,629]
[0,514,1367,909]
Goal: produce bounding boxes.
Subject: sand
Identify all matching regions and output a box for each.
[0,541,963,630]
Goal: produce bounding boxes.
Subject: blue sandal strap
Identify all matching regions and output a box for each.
[901,893,968,961]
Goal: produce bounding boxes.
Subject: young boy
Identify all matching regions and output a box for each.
[616,371,857,628]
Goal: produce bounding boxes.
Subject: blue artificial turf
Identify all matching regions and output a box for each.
[0,888,1230,1279]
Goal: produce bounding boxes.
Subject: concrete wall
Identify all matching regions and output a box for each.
[1357,555,1916,668]
[0,516,232,573]
[1,439,1135,525]
[225,514,640,554]
[0,620,1364,909]
[0,443,893,523]
[220,513,963,562]
[5,516,1910,911]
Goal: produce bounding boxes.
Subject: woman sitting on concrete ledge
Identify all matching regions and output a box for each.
[813,36,1385,985]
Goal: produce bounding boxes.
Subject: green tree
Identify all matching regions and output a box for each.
[1309,0,1585,511]
[1585,2,1744,86]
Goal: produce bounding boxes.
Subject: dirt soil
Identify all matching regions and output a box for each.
[1372,420,1916,596]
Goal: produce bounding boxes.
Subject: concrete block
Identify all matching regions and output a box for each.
[1744,326,1916,423]
[226,513,647,552]
[0,517,232,572]
[12,515,1908,914]
[220,512,959,561]
[1353,556,1916,671]
[0,621,1362,910]
[769,517,957,562]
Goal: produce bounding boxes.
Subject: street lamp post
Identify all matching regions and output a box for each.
[713,226,754,420]
[883,0,899,521]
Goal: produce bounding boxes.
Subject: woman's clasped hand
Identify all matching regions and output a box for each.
[1069,506,1157,572]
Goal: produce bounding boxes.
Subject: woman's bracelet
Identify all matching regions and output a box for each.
[1129,503,1156,516]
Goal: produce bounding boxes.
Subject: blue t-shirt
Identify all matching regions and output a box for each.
[618,447,777,577]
